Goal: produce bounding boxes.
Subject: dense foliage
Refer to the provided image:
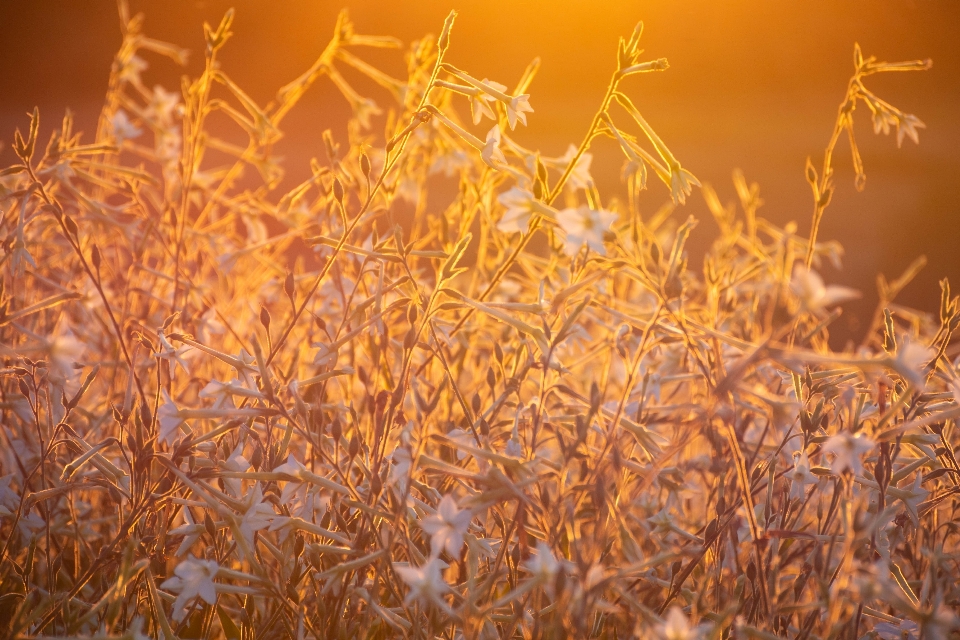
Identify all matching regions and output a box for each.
[0,5,957,639]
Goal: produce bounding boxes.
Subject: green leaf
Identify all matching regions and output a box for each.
[218,605,242,640]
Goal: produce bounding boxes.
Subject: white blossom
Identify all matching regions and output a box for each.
[556,206,617,256]
[160,556,220,621]
[896,113,925,148]
[158,389,184,445]
[506,94,534,130]
[470,79,505,124]
[549,144,593,190]
[497,187,557,235]
[657,606,707,640]
[238,483,275,548]
[394,557,452,612]
[523,541,559,589]
[787,450,818,499]
[158,331,190,376]
[790,266,860,314]
[111,110,142,144]
[420,494,472,557]
[480,125,507,169]
[822,431,874,475]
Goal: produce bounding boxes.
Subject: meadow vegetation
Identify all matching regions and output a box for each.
[0,4,957,639]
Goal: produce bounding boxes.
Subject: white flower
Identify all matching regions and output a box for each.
[550,144,594,190]
[273,455,329,520]
[897,473,929,527]
[430,148,471,177]
[822,431,875,475]
[111,109,142,144]
[273,454,308,481]
[523,541,559,588]
[420,494,472,558]
[389,446,412,490]
[896,113,925,148]
[394,557,452,612]
[497,187,557,235]
[669,167,701,206]
[47,324,85,388]
[160,556,220,621]
[481,125,507,169]
[196,307,225,344]
[790,266,860,314]
[119,55,148,85]
[285,482,329,522]
[312,341,339,370]
[199,378,264,410]
[787,450,818,499]
[169,507,203,556]
[147,85,181,125]
[18,512,45,541]
[657,606,706,640]
[158,331,190,377]
[470,79,505,124]
[238,483,275,548]
[951,378,960,406]
[158,390,184,445]
[231,348,259,390]
[555,206,617,256]
[872,109,898,136]
[223,443,251,497]
[355,98,382,130]
[893,338,934,389]
[199,379,235,410]
[506,94,534,130]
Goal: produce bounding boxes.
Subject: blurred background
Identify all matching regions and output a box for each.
[2,0,958,345]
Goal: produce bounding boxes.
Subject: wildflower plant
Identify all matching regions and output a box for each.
[1,4,958,640]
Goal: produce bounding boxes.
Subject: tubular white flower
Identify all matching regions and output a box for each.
[394,557,452,613]
[497,187,558,234]
[158,389,185,445]
[161,556,220,621]
[420,494,472,557]
[481,124,507,169]
[790,266,860,314]
[443,66,534,130]
[555,206,618,256]
[822,431,875,476]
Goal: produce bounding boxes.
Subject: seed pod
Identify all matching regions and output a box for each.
[259,306,271,332]
[471,393,481,415]
[204,512,217,540]
[699,520,716,547]
[65,215,79,237]
[331,419,342,444]
[348,432,360,459]
[360,152,371,177]
[91,245,101,273]
[333,177,344,204]
[283,273,295,302]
